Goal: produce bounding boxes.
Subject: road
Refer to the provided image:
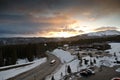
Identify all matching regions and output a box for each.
[7,53,61,80]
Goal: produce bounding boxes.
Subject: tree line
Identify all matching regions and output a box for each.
[0,42,58,67]
[0,35,119,67]
[58,35,120,46]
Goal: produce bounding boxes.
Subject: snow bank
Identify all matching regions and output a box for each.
[107,43,120,54]
[107,43,120,61]
[47,43,120,80]
[0,58,47,80]
[46,49,77,80]
[52,49,75,63]
[46,60,80,80]
[16,58,29,64]
[116,68,120,72]
[87,30,120,36]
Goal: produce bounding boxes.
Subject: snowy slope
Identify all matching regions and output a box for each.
[87,30,120,36]
[0,58,47,80]
[106,43,120,61]
[46,43,120,80]
[46,49,78,80]
[52,49,75,63]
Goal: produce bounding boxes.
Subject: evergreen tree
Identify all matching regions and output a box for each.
[0,47,4,67]
[79,59,83,66]
[114,52,116,57]
[115,57,118,61]
[60,72,63,79]
[11,47,17,64]
[67,65,72,74]
[77,53,82,60]
[93,59,96,64]
[51,76,55,80]
[88,53,93,57]
[84,59,88,65]
[90,59,93,66]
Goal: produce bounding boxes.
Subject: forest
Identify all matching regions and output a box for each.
[0,35,119,67]
[0,42,58,67]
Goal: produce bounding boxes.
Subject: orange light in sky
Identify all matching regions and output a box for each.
[57,31,72,37]
[36,30,81,38]
[48,31,74,38]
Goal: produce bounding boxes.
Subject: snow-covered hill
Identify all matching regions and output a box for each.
[87,30,120,36]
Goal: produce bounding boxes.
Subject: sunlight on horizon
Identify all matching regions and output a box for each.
[41,31,82,38]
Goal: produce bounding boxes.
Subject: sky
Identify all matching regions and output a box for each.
[0,0,120,38]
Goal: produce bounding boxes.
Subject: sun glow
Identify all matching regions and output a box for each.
[37,22,93,38]
[48,31,74,38]
[58,31,72,37]
[68,22,94,33]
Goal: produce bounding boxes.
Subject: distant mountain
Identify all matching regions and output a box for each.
[0,30,120,45]
[64,30,120,42]
[87,30,120,36]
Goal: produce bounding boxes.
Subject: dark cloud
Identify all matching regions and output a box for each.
[0,0,120,37]
[0,13,32,24]
[0,0,120,20]
[1,0,120,14]
[94,27,118,31]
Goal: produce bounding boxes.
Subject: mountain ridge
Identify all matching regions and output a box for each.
[86,30,120,36]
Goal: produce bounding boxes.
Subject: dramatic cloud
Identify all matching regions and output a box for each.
[0,0,120,37]
[94,27,118,32]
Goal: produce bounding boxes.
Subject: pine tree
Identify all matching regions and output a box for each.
[115,57,118,61]
[90,59,93,66]
[61,72,63,79]
[84,59,88,65]
[96,56,99,59]
[0,47,4,67]
[114,52,116,57]
[67,65,72,74]
[88,53,93,57]
[93,59,96,64]
[51,76,55,80]
[79,59,83,66]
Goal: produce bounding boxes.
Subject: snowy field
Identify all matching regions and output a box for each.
[0,43,120,80]
[0,58,47,80]
[46,43,120,80]
[52,49,75,63]
[46,49,78,80]
[107,43,120,72]
[107,43,120,56]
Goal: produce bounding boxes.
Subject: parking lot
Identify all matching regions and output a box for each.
[79,65,120,80]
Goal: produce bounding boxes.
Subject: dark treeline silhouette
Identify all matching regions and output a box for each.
[0,42,58,67]
[58,35,120,46]
[70,35,120,45]
[0,35,119,67]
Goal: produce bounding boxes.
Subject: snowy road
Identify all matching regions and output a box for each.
[7,53,61,80]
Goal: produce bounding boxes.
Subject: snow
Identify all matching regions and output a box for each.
[1,42,120,80]
[46,49,78,80]
[46,43,120,80]
[52,49,75,63]
[107,43,120,54]
[46,60,80,80]
[16,58,29,64]
[106,43,120,61]
[116,68,120,72]
[0,58,47,80]
[87,30,120,36]
[0,62,33,70]
[0,58,41,70]
[81,56,115,67]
